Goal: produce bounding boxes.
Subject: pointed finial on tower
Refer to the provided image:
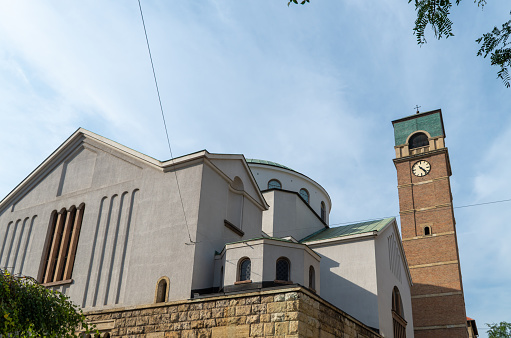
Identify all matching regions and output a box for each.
[414,105,421,114]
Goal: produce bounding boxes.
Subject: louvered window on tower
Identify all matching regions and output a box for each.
[408,132,429,149]
[41,204,85,284]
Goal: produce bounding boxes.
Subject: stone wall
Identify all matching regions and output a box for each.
[84,286,381,338]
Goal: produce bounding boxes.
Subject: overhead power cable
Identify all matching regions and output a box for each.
[137,0,194,244]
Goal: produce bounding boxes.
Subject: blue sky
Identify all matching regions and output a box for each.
[0,1,509,335]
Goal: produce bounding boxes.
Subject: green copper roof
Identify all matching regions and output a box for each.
[392,110,444,146]
[300,217,395,243]
[246,159,294,171]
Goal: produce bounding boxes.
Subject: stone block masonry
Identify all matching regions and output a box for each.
[84,286,381,338]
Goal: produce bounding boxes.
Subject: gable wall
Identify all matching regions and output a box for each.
[0,139,205,311]
[374,224,414,337]
[192,161,264,291]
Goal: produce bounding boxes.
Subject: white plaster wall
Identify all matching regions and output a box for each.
[262,190,326,240]
[309,238,380,329]
[375,224,414,338]
[192,161,264,291]
[221,239,320,290]
[261,240,313,286]
[223,241,265,285]
[248,164,331,224]
[0,140,204,311]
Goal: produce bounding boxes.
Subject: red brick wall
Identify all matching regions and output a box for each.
[395,149,467,337]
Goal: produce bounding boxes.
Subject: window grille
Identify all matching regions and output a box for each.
[299,189,309,204]
[239,258,251,281]
[268,179,281,190]
[276,258,290,281]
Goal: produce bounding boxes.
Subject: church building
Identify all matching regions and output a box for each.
[0,109,472,337]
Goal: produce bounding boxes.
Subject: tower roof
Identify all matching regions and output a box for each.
[392,109,445,146]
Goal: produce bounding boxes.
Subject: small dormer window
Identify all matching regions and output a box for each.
[409,132,429,149]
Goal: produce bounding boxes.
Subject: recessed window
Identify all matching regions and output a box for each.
[41,204,85,284]
[238,258,251,281]
[409,132,429,149]
[320,201,326,222]
[392,286,407,338]
[309,265,315,291]
[268,179,282,190]
[276,257,290,281]
[299,188,309,204]
[424,226,431,236]
[155,277,169,303]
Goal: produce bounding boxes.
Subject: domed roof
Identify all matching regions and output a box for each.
[245,159,294,171]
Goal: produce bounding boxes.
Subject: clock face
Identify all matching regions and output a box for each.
[412,160,431,177]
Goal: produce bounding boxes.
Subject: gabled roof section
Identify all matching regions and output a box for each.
[0,128,268,212]
[300,218,395,243]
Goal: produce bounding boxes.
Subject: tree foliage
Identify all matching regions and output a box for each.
[288,0,511,88]
[487,321,511,338]
[0,269,95,337]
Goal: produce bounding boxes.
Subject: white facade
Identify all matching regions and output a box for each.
[0,129,414,337]
[305,220,414,336]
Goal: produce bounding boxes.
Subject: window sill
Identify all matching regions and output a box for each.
[42,279,73,287]
[274,280,293,285]
[235,280,252,285]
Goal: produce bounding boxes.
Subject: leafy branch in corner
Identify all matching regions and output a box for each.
[0,269,97,337]
[288,0,511,88]
[476,16,511,87]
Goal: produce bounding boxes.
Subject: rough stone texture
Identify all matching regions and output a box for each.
[85,287,381,338]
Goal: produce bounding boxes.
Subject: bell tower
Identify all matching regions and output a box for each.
[392,109,468,338]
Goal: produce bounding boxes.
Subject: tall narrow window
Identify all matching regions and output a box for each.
[220,266,224,289]
[309,265,315,291]
[320,201,326,222]
[268,179,282,190]
[299,188,309,204]
[42,204,85,284]
[155,277,169,303]
[276,257,290,282]
[424,226,431,236]
[392,286,407,338]
[238,258,251,282]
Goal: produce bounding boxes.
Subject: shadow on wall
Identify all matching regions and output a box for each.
[320,255,380,331]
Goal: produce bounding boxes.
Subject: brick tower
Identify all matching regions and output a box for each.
[392,109,468,338]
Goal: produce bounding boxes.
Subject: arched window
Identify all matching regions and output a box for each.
[276,257,290,281]
[103,334,111,338]
[238,258,251,281]
[155,277,169,303]
[424,226,431,236]
[320,201,326,222]
[299,188,309,204]
[308,265,315,291]
[268,179,282,190]
[392,286,407,338]
[408,132,429,149]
